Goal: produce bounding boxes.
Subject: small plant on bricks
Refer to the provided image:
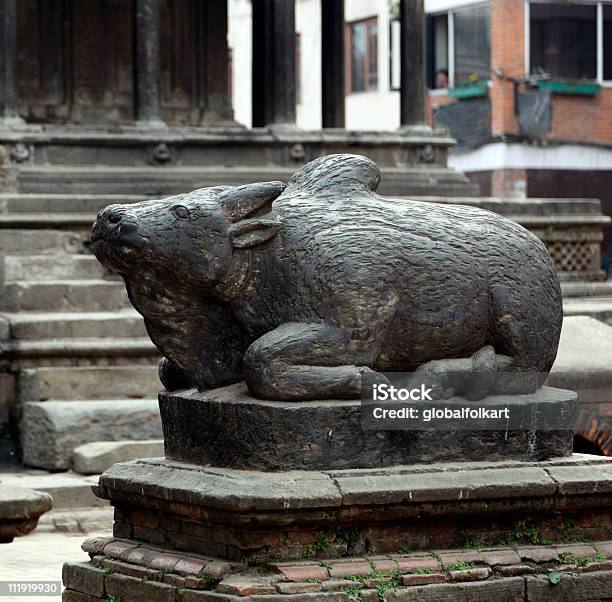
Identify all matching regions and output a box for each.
[447,561,474,571]
[375,572,401,601]
[414,568,432,575]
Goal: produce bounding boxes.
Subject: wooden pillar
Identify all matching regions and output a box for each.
[198,0,233,124]
[133,0,164,126]
[400,0,426,126]
[0,0,23,125]
[252,0,296,128]
[321,0,345,128]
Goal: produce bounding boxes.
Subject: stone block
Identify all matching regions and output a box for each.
[21,399,162,470]
[449,567,491,582]
[62,562,106,598]
[18,365,160,402]
[525,570,612,601]
[160,385,576,470]
[385,577,525,601]
[275,564,329,582]
[104,571,176,602]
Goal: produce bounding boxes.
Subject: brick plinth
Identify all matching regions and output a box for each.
[63,539,612,601]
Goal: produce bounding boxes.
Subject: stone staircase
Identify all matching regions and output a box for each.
[0,194,162,471]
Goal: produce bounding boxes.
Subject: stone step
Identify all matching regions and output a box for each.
[20,399,162,470]
[17,365,160,402]
[0,213,97,229]
[0,280,129,312]
[3,337,157,360]
[1,255,108,282]
[1,309,148,339]
[72,439,164,475]
[0,229,89,254]
[0,193,144,214]
[561,281,612,298]
[563,298,612,326]
[18,165,479,197]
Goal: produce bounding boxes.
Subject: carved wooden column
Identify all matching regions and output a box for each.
[321,0,345,128]
[133,0,164,126]
[0,0,23,125]
[399,0,426,126]
[252,0,296,128]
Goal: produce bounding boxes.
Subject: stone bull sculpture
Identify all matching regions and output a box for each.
[92,154,562,401]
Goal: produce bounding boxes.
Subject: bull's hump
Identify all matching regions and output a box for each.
[284,154,381,195]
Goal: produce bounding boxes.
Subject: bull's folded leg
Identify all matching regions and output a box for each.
[243,322,379,401]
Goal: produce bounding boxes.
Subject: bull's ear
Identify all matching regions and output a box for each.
[230,218,280,249]
[219,181,286,222]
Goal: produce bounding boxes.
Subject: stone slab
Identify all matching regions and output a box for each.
[160,384,576,471]
[21,399,162,470]
[0,484,52,542]
[72,440,164,475]
[549,316,612,402]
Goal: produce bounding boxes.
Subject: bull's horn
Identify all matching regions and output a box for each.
[219,181,286,222]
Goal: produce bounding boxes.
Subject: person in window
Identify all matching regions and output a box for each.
[435,68,449,89]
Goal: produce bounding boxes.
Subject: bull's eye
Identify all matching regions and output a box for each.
[172,205,190,220]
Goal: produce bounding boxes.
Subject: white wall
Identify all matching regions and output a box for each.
[228,0,252,128]
[228,0,400,130]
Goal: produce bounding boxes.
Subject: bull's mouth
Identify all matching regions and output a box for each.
[91,238,139,274]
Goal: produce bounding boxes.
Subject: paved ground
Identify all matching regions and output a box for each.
[0,531,102,601]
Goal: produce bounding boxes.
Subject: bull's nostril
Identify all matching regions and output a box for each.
[108,212,122,224]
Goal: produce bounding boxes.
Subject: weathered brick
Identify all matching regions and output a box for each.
[439,550,483,568]
[368,556,398,572]
[396,557,440,573]
[175,557,208,577]
[276,581,323,594]
[518,546,559,563]
[328,561,371,579]
[449,567,491,582]
[481,550,521,566]
[594,541,612,558]
[217,575,278,596]
[102,540,138,560]
[496,564,536,576]
[321,578,361,591]
[204,559,244,580]
[276,564,329,582]
[555,544,598,559]
[149,552,183,572]
[402,572,446,586]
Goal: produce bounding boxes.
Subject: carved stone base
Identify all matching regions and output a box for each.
[160,384,578,470]
[93,454,612,562]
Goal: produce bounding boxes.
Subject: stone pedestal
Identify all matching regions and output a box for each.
[160,384,577,470]
[0,483,52,543]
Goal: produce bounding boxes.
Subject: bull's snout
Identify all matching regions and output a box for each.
[92,204,139,242]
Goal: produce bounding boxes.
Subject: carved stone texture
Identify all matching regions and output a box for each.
[92,154,563,402]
